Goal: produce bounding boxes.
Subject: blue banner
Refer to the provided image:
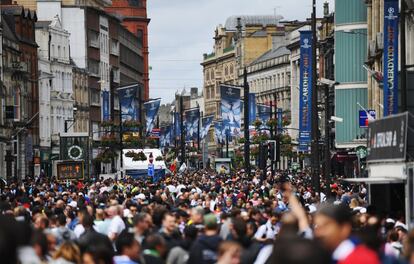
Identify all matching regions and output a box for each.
[201,116,214,140]
[299,31,313,152]
[185,108,200,141]
[214,121,225,144]
[383,0,399,116]
[118,84,139,122]
[249,93,256,126]
[220,85,241,137]
[174,112,181,140]
[277,108,283,133]
[144,99,161,135]
[257,104,271,131]
[160,126,172,147]
[102,91,110,121]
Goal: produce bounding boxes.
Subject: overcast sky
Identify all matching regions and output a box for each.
[147,0,334,103]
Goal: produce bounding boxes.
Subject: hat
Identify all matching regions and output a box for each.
[385,218,396,225]
[395,222,408,232]
[68,201,77,208]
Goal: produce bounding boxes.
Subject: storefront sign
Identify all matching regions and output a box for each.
[57,161,84,181]
[367,112,408,162]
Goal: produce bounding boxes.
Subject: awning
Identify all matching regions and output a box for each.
[343,177,404,184]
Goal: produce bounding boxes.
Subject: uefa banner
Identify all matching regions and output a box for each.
[299,31,313,152]
[383,0,399,116]
[144,99,161,135]
[174,112,181,140]
[185,108,200,141]
[257,104,271,131]
[214,121,224,144]
[118,84,139,122]
[249,93,256,125]
[201,116,214,140]
[160,126,172,147]
[220,85,241,137]
[102,91,110,121]
[277,108,283,133]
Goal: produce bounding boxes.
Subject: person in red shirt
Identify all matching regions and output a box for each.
[314,204,381,264]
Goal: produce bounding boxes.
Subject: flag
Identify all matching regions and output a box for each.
[201,116,214,140]
[118,84,139,122]
[144,99,161,135]
[184,108,200,141]
[220,85,241,137]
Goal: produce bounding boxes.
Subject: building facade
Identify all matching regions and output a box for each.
[73,67,89,133]
[334,0,368,149]
[36,15,74,159]
[1,4,38,179]
[106,0,150,100]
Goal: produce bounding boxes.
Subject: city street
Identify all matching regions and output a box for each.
[0,0,413,264]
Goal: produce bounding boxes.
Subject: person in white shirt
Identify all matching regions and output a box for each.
[108,205,126,242]
[254,212,280,242]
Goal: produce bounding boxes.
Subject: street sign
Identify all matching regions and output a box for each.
[56,161,84,181]
[148,163,154,177]
[359,110,376,128]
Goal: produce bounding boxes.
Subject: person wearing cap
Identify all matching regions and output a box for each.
[314,204,381,264]
[188,213,222,264]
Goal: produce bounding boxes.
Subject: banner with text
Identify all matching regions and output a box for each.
[185,108,200,141]
[214,121,225,144]
[299,31,313,152]
[201,116,214,140]
[383,0,399,116]
[118,84,139,122]
[174,112,181,141]
[249,93,257,126]
[220,85,241,137]
[102,91,110,121]
[144,99,161,135]
[257,104,271,131]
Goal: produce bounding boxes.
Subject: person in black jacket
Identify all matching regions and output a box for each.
[187,213,223,264]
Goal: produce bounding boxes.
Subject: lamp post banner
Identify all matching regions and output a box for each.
[277,108,283,133]
[185,108,200,141]
[102,91,110,121]
[220,85,241,137]
[257,104,271,131]
[174,112,181,140]
[118,84,139,122]
[249,93,256,126]
[214,121,225,144]
[299,31,313,152]
[144,99,161,135]
[383,0,399,116]
[201,116,214,140]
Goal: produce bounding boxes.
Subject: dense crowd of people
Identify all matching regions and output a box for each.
[0,168,412,264]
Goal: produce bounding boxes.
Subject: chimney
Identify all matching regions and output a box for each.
[323,2,329,17]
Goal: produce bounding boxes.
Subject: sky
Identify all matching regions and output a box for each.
[147,0,335,104]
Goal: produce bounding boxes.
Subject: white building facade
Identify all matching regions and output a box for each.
[36,15,74,156]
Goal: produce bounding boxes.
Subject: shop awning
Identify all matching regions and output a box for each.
[343,177,404,184]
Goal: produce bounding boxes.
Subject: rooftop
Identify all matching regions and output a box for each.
[224,15,283,31]
[251,46,290,65]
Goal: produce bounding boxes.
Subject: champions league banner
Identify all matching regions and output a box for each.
[160,126,172,147]
[220,85,241,137]
[102,91,110,121]
[214,121,225,144]
[257,104,271,131]
[299,31,313,152]
[185,108,200,141]
[201,116,214,140]
[174,112,181,140]
[118,84,139,122]
[144,99,161,135]
[383,0,399,116]
[277,108,283,133]
[249,93,256,126]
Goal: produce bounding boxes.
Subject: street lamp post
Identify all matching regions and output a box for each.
[180,95,185,165]
[311,0,321,194]
[243,68,250,176]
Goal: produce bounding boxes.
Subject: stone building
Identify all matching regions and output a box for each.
[72,67,89,133]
